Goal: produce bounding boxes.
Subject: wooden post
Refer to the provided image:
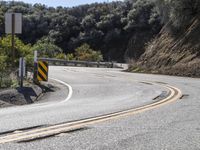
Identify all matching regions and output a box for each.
[11,13,15,65]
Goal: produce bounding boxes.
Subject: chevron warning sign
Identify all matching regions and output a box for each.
[37,61,48,82]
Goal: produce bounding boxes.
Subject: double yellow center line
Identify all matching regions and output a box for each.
[0,83,182,144]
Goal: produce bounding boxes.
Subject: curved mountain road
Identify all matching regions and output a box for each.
[0,66,199,149]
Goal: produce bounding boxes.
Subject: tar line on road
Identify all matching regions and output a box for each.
[0,82,182,144]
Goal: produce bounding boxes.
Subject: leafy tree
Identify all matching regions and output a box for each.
[0,55,7,88]
[66,53,75,61]
[124,0,157,31]
[156,0,200,28]
[170,0,200,27]
[0,35,32,66]
[0,0,162,62]
[75,43,103,61]
[81,15,96,30]
[0,55,7,73]
[56,53,66,59]
[31,37,63,58]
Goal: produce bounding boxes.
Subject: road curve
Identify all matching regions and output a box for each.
[0,66,168,132]
[0,66,199,150]
[0,81,181,144]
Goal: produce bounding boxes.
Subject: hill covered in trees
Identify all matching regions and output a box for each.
[1,0,198,78]
[0,0,161,62]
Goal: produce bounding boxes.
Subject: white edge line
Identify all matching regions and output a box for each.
[49,77,73,103]
[0,78,73,111]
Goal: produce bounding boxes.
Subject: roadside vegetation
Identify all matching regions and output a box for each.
[0,36,103,88]
[0,0,161,63]
[0,0,199,89]
[0,0,162,88]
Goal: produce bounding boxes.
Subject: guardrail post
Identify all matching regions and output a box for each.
[86,61,89,67]
[111,62,114,68]
[107,63,109,68]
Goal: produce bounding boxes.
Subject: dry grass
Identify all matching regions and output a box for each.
[130,17,200,78]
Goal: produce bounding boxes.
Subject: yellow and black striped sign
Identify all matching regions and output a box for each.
[37,61,48,81]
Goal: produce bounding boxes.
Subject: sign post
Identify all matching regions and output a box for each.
[5,13,22,65]
[11,13,15,63]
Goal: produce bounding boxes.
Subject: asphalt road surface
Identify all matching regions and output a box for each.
[0,66,199,150]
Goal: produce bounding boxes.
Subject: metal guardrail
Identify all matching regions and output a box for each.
[38,58,114,68]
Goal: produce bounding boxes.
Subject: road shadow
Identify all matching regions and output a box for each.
[17,87,37,104]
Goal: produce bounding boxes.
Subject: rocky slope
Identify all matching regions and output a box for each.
[134,16,200,77]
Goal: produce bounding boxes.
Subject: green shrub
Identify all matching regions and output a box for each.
[66,53,75,61]
[25,54,34,68]
[75,43,103,61]
[31,38,63,58]
[0,35,32,67]
[2,77,12,88]
[0,56,7,88]
[156,0,200,28]
[56,53,66,59]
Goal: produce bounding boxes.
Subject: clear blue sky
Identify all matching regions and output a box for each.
[9,0,123,7]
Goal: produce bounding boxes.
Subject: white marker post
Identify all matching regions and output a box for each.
[33,51,38,83]
[19,57,25,88]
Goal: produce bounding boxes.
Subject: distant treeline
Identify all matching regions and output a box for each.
[0,0,162,62]
[1,0,199,62]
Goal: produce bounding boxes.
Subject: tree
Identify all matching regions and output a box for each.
[0,56,7,88]
[31,37,63,58]
[81,15,96,30]
[66,53,75,61]
[0,35,32,66]
[56,53,66,59]
[0,0,162,62]
[124,0,157,31]
[75,43,103,61]
[156,0,200,28]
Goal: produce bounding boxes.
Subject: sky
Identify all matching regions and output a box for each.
[7,0,123,7]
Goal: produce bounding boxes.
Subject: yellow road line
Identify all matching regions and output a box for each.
[0,83,182,144]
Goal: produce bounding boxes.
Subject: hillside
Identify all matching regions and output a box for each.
[134,15,200,77]
[0,0,161,62]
